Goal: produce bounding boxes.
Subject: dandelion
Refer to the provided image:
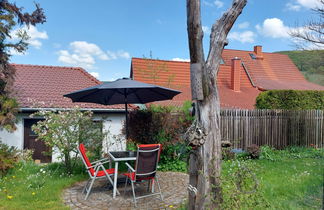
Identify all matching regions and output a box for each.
[12,176,16,179]
[7,195,13,200]
[32,192,36,196]
[169,205,174,208]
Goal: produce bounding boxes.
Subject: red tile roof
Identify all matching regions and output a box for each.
[12,64,124,110]
[131,47,324,109]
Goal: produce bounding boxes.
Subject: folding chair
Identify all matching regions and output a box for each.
[123,144,163,207]
[78,143,118,200]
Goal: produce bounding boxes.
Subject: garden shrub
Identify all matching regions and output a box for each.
[255,90,324,110]
[222,147,235,160]
[127,102,193,172]
[32,108,106,174]
[247,144,260,159]
[259,146,281,161]
[159,142,191,172]
[221,160,269,209]
[0,142,19,176]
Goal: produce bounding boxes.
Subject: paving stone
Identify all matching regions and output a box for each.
[62,172,188,210]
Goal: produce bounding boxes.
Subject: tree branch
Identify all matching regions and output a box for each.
[206,0,247,76]
[186,0,205,64]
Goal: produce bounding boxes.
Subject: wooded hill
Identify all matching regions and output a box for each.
[276,50,324,86]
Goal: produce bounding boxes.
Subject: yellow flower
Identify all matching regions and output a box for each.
[12,176,16,179]
[169,205,174,208]
[32,192,36,196]
[7,195,13,200]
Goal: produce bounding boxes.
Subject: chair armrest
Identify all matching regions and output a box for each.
[125,162,135,172]
[91,158,110,164]
[86,160,110,170]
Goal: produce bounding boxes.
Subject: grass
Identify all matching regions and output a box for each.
[0,147,323,209]
[221,147,324,209]
[0,162,86,210]
[257,158,323,209]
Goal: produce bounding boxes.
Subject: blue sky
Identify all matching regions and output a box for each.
[10,0,322,81]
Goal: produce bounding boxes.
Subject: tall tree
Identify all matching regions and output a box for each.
[0,0,45,131]
[289,0,324,49]
[186,0,247,209]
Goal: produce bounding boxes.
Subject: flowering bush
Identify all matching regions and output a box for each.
[31,108,106,173]
[0,142,19,176]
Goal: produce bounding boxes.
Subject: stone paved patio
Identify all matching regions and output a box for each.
[63,172,188,210]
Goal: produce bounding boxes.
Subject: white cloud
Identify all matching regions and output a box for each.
[203,0,214,7]
[286,3,301,11]
[57,41,130,69]
[286,0,321,11]
[11,25,48,49]
[89,72,99,78]
[214,0,224,8]
[107,50,130,60]
[256,18,290,38]
[202,26,211,34]
[296,0,321,9]
[238,21,250,29]
[70,41,109,60]
[203,0,223,8]
[172,58,190,62]
[228,31,256,43]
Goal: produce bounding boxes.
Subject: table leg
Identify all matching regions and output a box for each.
[113,161,119,198]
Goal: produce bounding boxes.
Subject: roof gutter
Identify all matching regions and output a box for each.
[19,107,126,113]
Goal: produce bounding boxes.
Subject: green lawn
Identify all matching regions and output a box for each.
[0,148,323,209]
[258,158,323,209]
[0,162,86,210]
[221,147,324,209]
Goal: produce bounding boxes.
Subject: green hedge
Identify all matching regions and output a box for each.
[255,90,324,110]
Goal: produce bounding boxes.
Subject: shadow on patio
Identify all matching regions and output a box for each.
[63,172,188,210]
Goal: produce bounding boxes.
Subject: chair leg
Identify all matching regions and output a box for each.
[130,180,137,207]
[124,176,128,196]
[82,179,91,194]
[151,179,155,193]
[105,174,120,195]
[84,177,96,200]
[155,175,163,201]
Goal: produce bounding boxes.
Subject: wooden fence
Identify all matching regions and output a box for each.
[220,109,324,149]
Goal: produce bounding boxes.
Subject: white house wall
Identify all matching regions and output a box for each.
[0,112,126,162]
[0,113,28,149]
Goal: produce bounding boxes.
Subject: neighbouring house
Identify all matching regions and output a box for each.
[130,45,324,109]
[0,64,126,163]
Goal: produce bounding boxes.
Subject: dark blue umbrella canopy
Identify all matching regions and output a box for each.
[64,78,181,138]
[64,78,181,105]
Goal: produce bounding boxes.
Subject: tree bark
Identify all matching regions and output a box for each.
[186,0,247,209]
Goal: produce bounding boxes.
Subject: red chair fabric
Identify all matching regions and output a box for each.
[79,143,114,177]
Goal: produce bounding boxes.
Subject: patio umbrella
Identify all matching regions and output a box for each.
[63,78,181,138]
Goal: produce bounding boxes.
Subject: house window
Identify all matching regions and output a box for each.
[249,53,257,59]
[220,58,225,64]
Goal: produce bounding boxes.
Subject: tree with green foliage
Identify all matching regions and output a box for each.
[0,0,46,131]
[255,90,324,110]
[277,50,324,86]
[31,109,106,174]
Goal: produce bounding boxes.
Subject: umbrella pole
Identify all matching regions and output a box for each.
[124,91,128,139]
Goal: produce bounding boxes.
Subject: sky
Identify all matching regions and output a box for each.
[10,0,322,81]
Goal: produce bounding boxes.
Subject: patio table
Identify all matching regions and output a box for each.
[108,151,137,198]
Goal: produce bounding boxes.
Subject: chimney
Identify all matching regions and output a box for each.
[254,45,263,60]
[231,57,241,92]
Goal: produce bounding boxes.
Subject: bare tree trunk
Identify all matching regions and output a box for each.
[186,0,247,209]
